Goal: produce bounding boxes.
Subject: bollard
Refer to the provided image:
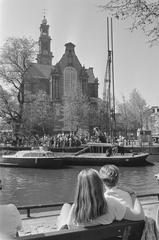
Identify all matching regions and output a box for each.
[27,208,31,218]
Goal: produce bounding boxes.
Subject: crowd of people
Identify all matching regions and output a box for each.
[48,132,88,148]
[0,132,89,148]
[0,164,159,239]
[0,126,134,149]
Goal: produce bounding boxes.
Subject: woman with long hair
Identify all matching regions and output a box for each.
[57,168,145,230]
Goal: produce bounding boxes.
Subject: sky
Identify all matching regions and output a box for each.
[0,0,159,106]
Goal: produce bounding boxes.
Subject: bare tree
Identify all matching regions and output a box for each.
[23,91,55,136]
[0,37,37,133]
[100,0,159,45]
[129,88,147,129]
[117,96,129,136]
[0,86,19,125]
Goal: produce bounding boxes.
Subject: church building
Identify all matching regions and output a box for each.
[24,16,99,132]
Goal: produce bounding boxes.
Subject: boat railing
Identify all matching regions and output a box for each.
[74,146,90,156]
[17,193,159,218]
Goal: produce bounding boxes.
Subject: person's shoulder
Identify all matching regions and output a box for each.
[0,204,15,210]
[7,204,19,214]
[0,204,18,215]
[105,194,126,207]
[104,188,119,198]
[105,193,119,202]
[115,188,131,197]
[7,204,17,209]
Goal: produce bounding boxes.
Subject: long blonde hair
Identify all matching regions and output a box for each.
[73,168,107,224]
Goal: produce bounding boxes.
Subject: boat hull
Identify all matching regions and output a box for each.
[62,153,151,167]
[0,150,151,168]
[0,156,63,169]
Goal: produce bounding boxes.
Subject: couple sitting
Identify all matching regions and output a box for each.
[57,165,145,230]
[1,165,158,239]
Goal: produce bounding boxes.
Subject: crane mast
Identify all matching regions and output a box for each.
[103,17,116,139]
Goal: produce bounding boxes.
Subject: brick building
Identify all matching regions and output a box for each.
[24,16,99,132]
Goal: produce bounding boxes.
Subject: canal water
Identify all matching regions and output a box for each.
[0,155,159,206]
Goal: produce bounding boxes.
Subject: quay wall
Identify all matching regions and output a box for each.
[124,146,159,155]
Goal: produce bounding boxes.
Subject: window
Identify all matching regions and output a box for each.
[55,78,59,99]
[52,77,59,100]
[64,67,77,97]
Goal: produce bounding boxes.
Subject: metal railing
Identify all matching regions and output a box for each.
[138,193,159,199]
[17,193,159,218]
[18,202,66,218]
[138,193,159,206]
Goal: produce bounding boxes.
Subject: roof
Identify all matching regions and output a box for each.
[26,63,54,79]
[65,42,75,47]
[4,149,53,158]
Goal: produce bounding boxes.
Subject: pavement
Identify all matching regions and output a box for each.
[19,210,60,237]
[18,202,159,237]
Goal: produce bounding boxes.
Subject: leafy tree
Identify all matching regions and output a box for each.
[100,0,159,45]
[23,91,55,136]
[0,37,37,134]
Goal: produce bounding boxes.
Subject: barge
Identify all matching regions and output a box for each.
[61,143,151,167]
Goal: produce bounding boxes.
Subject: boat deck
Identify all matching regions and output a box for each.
[75,153,147,158]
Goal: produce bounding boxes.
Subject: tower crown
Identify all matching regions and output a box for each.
[40,16,49,36]
[37,16,53,65]
[42,16,47,24]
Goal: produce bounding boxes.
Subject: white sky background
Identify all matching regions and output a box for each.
[0,0,159,106]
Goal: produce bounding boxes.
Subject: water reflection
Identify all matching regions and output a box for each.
[0,155,159,206]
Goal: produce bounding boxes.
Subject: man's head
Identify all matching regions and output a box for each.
[99,165,119,188]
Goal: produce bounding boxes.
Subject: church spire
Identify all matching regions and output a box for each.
[36,14,53,65]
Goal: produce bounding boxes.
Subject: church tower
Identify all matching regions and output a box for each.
[37,16,53,65]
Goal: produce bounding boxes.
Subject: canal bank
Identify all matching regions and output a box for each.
[124,145,159,155]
